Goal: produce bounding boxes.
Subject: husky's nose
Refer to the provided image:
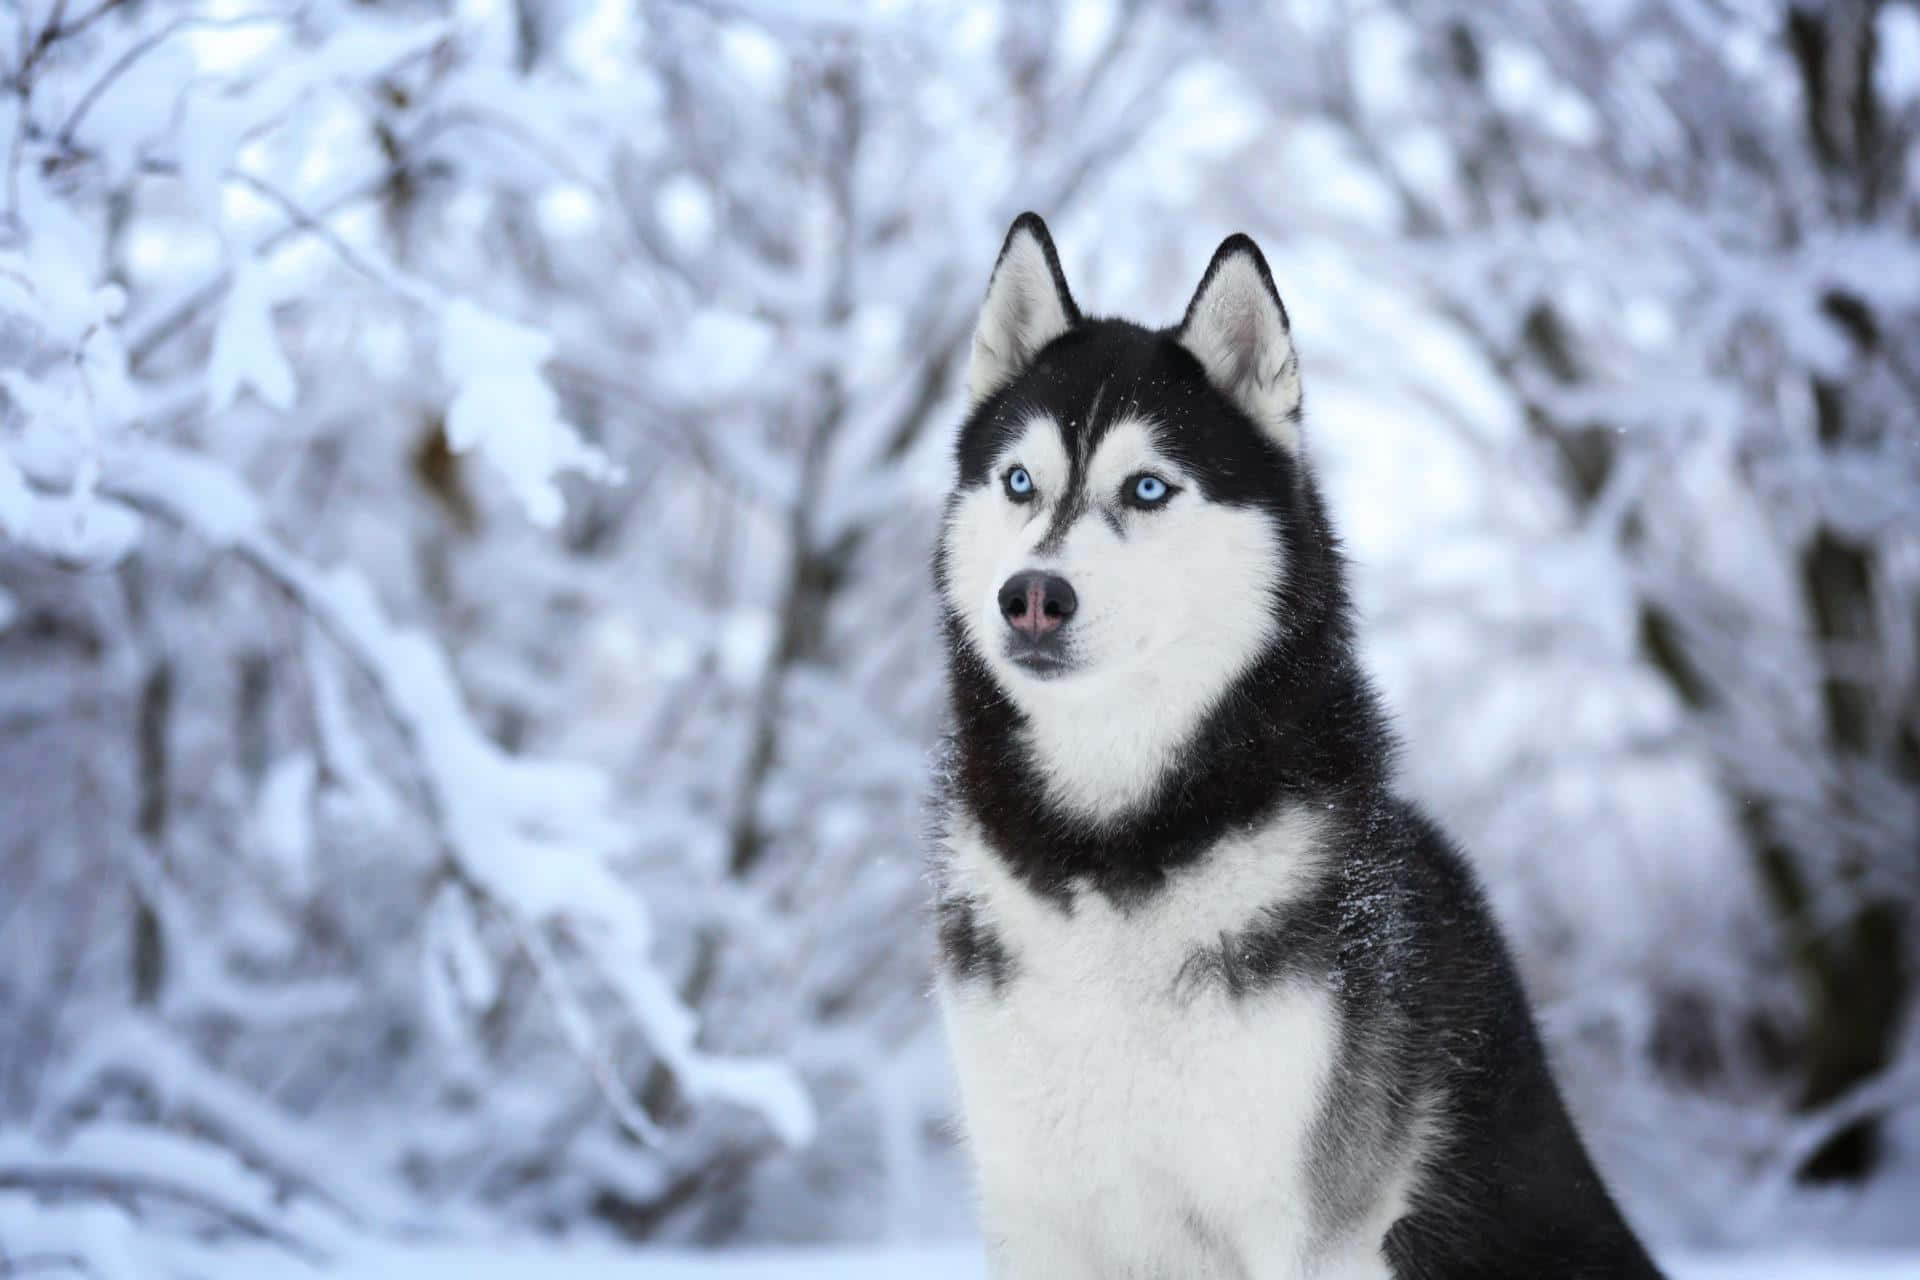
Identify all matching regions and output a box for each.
[999,571,1077,638]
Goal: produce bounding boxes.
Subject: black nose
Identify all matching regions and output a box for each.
[999,571,1077,638]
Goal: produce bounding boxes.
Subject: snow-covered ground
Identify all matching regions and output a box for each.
[227,1240,1920,1279]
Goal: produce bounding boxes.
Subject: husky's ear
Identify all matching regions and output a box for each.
[968,213,1080,408]
[1177,235,1303,453]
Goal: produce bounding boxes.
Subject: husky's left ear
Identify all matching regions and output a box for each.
[968,213,1081,409]
[1177,235,1303,453]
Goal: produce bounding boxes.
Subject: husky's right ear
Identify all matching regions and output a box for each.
[968,213,1080,409]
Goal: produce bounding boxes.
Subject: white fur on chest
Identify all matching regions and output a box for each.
[938,810,1392,1280]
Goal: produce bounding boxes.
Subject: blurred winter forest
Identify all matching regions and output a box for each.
[1,0,1917,1272]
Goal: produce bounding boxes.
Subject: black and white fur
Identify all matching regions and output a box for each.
[929,214,1663,1279]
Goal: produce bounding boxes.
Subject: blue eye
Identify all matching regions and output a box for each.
[1130,473,1171,505]
[1005,466,1035,500]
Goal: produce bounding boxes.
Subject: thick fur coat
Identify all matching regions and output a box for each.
[929,214,1664,1279]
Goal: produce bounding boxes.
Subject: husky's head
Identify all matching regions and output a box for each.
[938,214,1346,825]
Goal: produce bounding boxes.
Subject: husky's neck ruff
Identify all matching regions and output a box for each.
[935,220,1389,904]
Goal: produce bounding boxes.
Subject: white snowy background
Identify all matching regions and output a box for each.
[0,0,1917,1275]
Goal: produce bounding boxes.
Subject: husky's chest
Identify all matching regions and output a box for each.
[936,810,1369,1278]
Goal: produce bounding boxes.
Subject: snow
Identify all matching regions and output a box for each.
[209,258,298,412]
[718,20,790,98]
[1876,5,1920,110]
[657,309,777,398]
[0,452,144,568]
[656,173,718,253]
[250,751,318,883]
[438,299,623,528]
[49,1018,404,1230]
[1485,40,1600,145]
[1672,1260,1920,1280]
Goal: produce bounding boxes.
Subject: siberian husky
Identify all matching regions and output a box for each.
[929,213,1663,1279]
